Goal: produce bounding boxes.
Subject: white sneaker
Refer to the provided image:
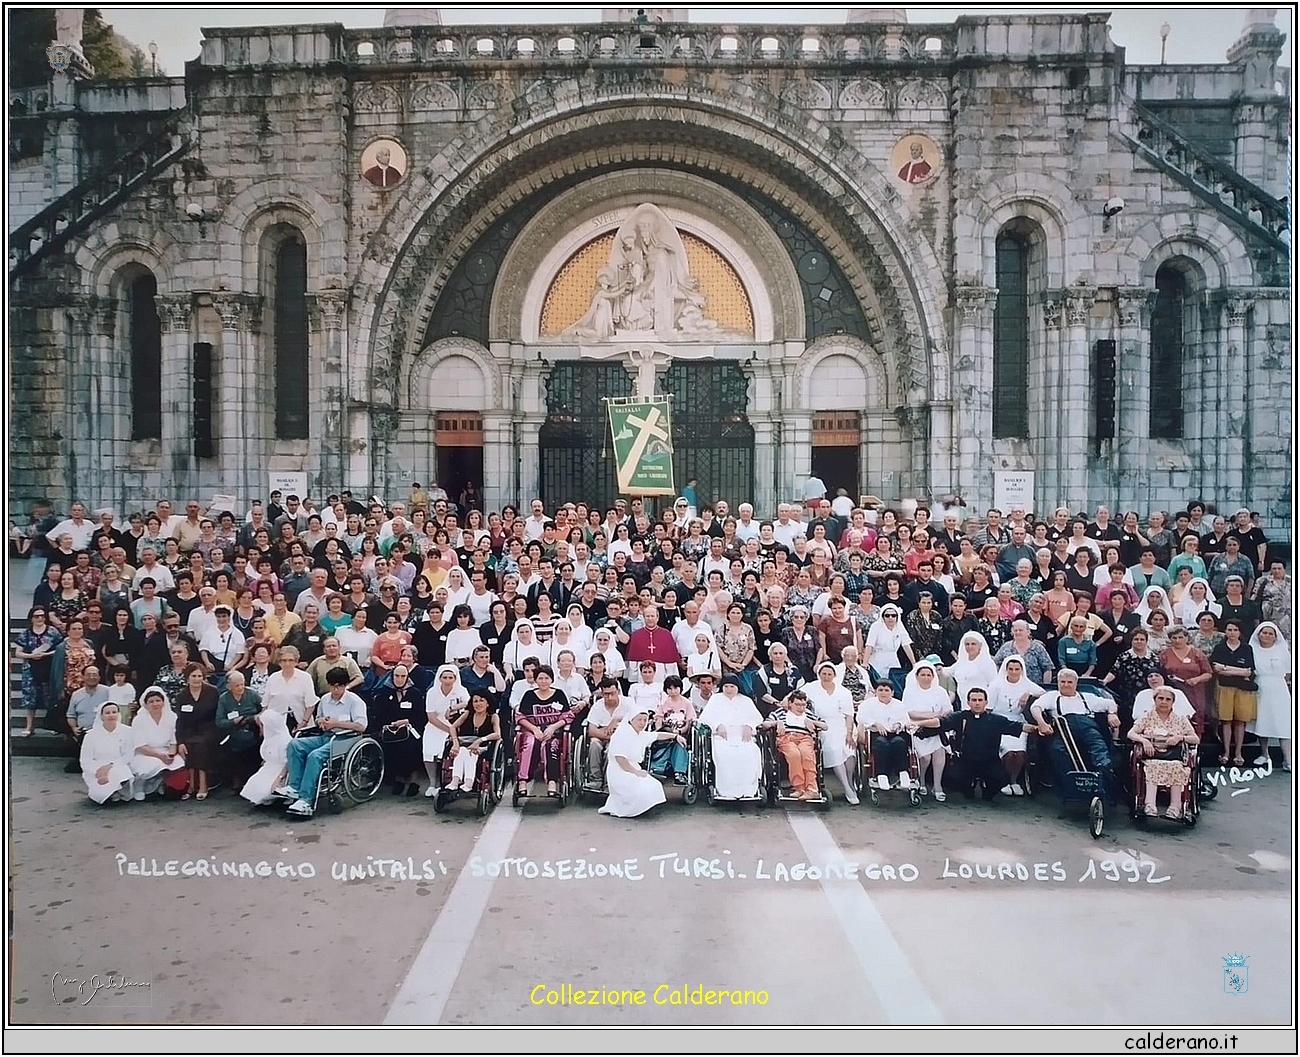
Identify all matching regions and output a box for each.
[286,799,313,816]
[424,785,438,798]
[898,772,912,789]
[845,791,860,805]
[1001,785,1015,795]
[934,790,947,802]
[1011,783,1025,796]
[274,784,298,799]
[1253,754,1270,767]
[876,775,890,791]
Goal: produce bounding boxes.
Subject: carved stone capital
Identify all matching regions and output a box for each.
[86,295,117,337]
[154,294,193,333]
[1043,298,1062,332]
[1116,287,1147,328]
[954,284,995,327]
[1064,285,1095,328]
[1222,296,1253,326]
[309,291,348,330]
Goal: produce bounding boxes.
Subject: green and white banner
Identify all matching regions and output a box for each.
[607,397,676,496]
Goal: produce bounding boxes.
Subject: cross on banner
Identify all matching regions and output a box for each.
[606,397,676,496]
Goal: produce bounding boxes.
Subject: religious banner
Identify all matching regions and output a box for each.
[606,397,676,496]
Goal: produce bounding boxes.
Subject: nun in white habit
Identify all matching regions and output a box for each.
[80,700,136,804]
[698,675,765,799]
[949,631,998,709]
[804,660,859,804]
[422,664,467,795]
[987,656,1046,795]
[241,706,292,805]
[1247,622,1292,770]
[598,709,684,818]
[904,661,954,800]
[1134,585,1176,627]
[130,686,186,799]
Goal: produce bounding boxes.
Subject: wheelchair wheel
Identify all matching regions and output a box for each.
[433,788,446,813]
[681,781,697,806]
[869,788,880,806]
[489,745,506,805]
[477,790,490,816]
[909,788,921,807]
[343,739,386,803]
[1088,796,1105,839]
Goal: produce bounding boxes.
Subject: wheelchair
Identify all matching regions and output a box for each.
[856,731,921,807]
[761,722,829,807]
[694,724,768,807]
[571,726,609,803]
[286,730,386,815]
[433,736,507,817]
[512,727,573,807]
[1128,741,1201,828]
[1037,709,1115,840]
[644,718,699,806]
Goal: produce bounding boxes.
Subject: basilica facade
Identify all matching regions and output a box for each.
[8,11,1292,520]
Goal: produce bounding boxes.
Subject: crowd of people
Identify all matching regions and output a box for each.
[11,483,1292,817]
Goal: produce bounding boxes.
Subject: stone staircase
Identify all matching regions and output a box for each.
[8,113,192,279]
[1123,100,1290,257]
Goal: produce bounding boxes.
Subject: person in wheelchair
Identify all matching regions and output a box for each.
[988,656,1047,795]
[856,680,916,791]
[446,690,501,792]
[278,666,368,817]
[584,678,630,790]
[1127,686,1199,819]
[649,675,695,783]
[930,687,1049,801]
[1029,668,1120,801]
[515,664,574,798]
[698,674,765,800]
[772,689,826,800]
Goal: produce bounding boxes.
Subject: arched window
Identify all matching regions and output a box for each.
[993,230,1030,439]
[127,271,161,440]
[271,232,309,439]
[1149,263,1188,439]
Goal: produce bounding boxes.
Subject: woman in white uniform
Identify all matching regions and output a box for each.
[422,664,467,796]
[1247,622,1292,771]
[503,620,541,678]
[80,700,136,804]
[1134,585,1176,628]
[1174,577,1220,628]
[698,675,765,799]
[589,628,627,683]
[904,661,954,801]
[599,709,686,818]
[129,686,186,798]
[804,660,859,804]
[950,631,997,710]
[988,656,1045,795]
[240,704,292,805]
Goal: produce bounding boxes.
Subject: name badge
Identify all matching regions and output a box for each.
[487,637,498,646]
[227,711,239,720]
[400,702,412,709]
[181,704,194,713]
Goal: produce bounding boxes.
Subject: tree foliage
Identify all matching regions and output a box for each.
[8,8,151,88]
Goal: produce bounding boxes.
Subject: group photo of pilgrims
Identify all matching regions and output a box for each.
[12,480,1290,821]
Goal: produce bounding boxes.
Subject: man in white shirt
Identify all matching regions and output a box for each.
[198,606,246,687]
[259,645,317,726]
[46,502,95,551]
[465,570,497,624]
[733,504,761,543]
[132,547,175,593]
[154,499,183,535]
[831,489,855,520]
[772,504,807,549]
[584,678,630,789]
[1029,669,1117,795]
[700,537,730,581]
[523,499,549,541]
[671,600,716,659]
[187,587,220,641]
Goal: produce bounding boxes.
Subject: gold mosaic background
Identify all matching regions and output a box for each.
[540,230,755,337]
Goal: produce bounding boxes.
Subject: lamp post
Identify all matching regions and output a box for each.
[149,40,157,76]
[1159,22,1170,64]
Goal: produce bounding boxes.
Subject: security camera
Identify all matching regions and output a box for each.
[185,202,204,219]
[1103,197,1125,218]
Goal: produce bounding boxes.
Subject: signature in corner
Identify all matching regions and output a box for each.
[51,971,151,1005]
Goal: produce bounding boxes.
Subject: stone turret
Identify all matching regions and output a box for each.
[383,9,441,27]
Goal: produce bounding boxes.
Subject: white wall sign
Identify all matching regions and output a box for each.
[268,472,309,500]
[993,471,1035,515]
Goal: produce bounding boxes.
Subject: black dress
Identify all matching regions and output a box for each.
[174,683,221,772]
[369,680,427,775]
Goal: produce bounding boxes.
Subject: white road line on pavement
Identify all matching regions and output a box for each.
[384,805,523,1025]
[786,812,944,1025]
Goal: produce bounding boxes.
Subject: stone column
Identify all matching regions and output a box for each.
[516,365,546,505]
[1114,287,1149,510]
[211,294,257,504]
[1061,286,1095,510]
[1041,297,1063,509]
[482,411,514,513]
[155,293,194,497]
[952,284,995,507]
[86,295,124,512]
[310,291,348,491]
[1219,294,1252,498]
